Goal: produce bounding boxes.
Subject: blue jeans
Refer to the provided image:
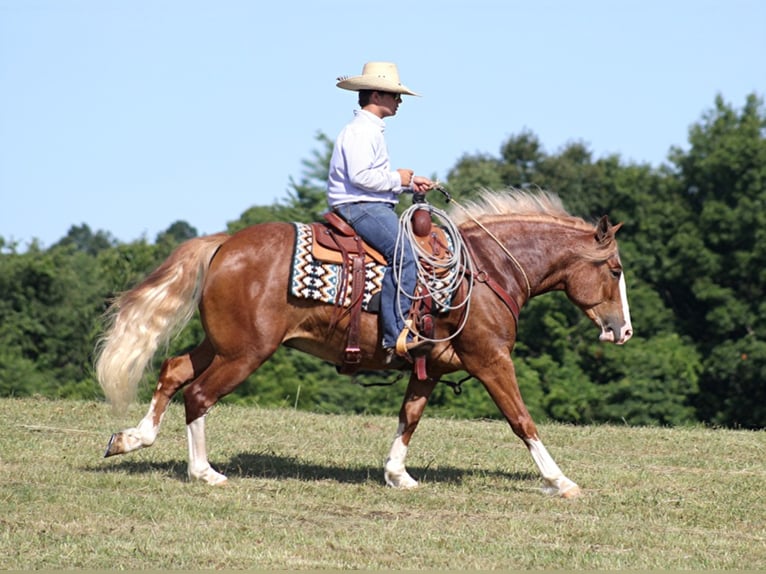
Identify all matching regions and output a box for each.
[333,202,417,349]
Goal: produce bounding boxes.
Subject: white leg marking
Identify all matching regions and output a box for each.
[135,399,165,446]
[186,416,228,485]
[526,437,580,497]
[113,399,164,453]
[384,423,418,489]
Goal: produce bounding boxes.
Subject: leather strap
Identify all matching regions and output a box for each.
[458,230,521,327]
[327,229,350,333]
[320,227,366,375]
[338,250,366,374]
[473,270,520,327]
[323,210,356,236]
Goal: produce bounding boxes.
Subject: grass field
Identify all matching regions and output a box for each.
[1,397,765,569]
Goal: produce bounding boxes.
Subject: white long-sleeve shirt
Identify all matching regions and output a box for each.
[327,110,408,207]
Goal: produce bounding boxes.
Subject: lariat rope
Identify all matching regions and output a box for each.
[390,186,532,344]
[391,200,475,343]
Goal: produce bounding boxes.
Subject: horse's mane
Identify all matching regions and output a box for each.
[447,188,617,261]
[448,188,582,226]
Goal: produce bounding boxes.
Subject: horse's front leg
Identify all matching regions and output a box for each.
[525,435,580,497]
[104,343,214,457]
[384,373,436,489]
[464,351,581,498]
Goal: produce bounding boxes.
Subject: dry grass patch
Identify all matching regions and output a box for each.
[1,397,764,569]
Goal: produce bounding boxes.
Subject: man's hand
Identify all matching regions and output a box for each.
[397,169,435,193]
[396,169,415,187]
[411,175,435,193]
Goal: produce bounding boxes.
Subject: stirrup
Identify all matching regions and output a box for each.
[395,320,415,356]
[394,320,433,358]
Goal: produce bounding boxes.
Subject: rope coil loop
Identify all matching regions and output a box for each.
[391,195,475,344]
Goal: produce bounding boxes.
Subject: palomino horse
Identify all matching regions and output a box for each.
[96,190,632,498]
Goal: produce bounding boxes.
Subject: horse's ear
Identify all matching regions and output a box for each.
[595,215,611,243]
[595,216,623,244]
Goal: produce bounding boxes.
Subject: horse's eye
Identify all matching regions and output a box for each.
[610,268,622,279]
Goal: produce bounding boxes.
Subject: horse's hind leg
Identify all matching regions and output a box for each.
[182,352,270,485]
[104,340,215,457]
[384,373,436,489]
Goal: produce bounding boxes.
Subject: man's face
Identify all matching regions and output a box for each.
[376,91,401,118]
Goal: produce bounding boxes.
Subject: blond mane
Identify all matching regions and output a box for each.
[447,188,618,261]
[447,188,585,225]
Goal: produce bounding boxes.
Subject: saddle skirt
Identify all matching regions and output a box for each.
[289,222,457,312]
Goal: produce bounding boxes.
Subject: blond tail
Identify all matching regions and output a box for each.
[95,233,229,412]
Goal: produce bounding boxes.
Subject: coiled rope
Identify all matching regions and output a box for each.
[390,198,475,344]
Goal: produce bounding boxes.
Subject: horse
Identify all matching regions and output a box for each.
[95,189,632,498]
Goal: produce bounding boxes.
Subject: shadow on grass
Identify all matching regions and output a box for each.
[89,451,536,486]
[90,459,189,481]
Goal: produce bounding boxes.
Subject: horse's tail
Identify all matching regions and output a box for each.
[95,232,230,413]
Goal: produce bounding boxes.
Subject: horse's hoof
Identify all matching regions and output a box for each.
[541,478,581,498]
[384,469,419,489]
[189,465,228,486]
[560,484,582,499]
[103,433,123,457]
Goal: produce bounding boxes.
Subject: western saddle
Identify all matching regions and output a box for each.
[309,208,449,378]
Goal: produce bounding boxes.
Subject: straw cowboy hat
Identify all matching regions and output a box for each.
[336,62,419,96]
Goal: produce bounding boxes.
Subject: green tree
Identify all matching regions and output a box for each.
[53,224,115,255]
[0,243,106,399]
[667,93,766,427]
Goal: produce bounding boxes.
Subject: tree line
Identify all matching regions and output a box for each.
[1,93,764,428]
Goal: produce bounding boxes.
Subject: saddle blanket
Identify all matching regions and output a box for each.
[289,222,458,312]
[290,223,385,311]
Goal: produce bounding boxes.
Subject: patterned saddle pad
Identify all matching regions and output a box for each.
[290,223,385,311]
[289,222,458,312]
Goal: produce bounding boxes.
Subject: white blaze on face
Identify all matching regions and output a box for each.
[618,273,633,343]
[595,273,634,344]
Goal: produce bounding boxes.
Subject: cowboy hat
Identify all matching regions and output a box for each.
[336,62,419,96]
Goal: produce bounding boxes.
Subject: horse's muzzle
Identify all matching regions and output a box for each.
[599,324,633,345]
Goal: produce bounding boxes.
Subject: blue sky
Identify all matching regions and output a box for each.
[1,0,764,249]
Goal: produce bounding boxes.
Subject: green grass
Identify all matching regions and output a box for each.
[1,397,765,569]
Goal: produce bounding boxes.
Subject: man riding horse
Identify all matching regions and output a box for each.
[327,62,436,363]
